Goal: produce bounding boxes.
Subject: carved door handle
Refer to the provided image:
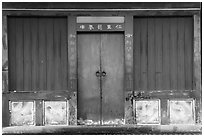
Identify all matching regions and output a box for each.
[96,71,100,77]
[102,71,106,77]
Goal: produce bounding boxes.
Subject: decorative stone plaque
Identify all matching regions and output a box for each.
[10,101,35,126]
[44,101,68,125]
[169,100,195,124]
[135,100,160,124]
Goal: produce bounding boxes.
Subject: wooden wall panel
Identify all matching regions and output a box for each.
[169,18,178,90]
[31,18,39,90]
[23,18,32,90]
[15,18,24,91]
[39,18,47,90]
[147,18,155,90]
[139,18,148,90]
[8,18,16,91]
[155,18,162,89]
[46,18,54,90]
[134,17,193,91]
[162,18,170,90]
[8,17,68,91]
[133,19,141,90]
[177,18,185,90]
[60,18,68,90]
[184,18,193,89]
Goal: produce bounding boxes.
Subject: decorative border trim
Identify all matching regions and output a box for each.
[2,8,201,11]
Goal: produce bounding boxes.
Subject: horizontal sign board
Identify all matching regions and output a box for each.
[77,23,124,31]
[77,16,124,23]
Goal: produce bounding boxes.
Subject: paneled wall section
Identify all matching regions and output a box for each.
[133,17,193,91]
[8,17,68,91]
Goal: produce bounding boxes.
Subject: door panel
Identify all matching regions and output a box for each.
[77,33,124,125]
[77,34,101,124]
[101,34,124,124]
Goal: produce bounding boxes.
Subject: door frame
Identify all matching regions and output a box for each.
[68,15,135,125]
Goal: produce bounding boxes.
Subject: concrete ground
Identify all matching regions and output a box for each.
[2,125,202,135]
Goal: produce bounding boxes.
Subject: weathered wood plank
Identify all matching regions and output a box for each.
[147,18,155,90]
[39,18,47,90]
[125,91,134,124]
[140,18,148,90]
[193,14,201,124]
[2,2,201,9]
[3,10,200,18]
[134,90,196,99]
[2,15,8,72]
[8,17,16,91]
[35,100,43,126]
[133,18,141,90]
[185,17,193,90]
[53,18,61,90]
[31,18,39,90]
[5,91,71,101]
[46,18,54,90]
[9,17,68,91]
[193,14,201,91]
[59,18,68,90]
[23,18,32,91]
[69,92,77,125]
[155,18,163,90]
[160,99,169,125]
[169,18,178,90]
[2,71,8,93]
[15,18,24,91]
[162,18,170,90]
[177,18,185,90]
[2,94,10,127]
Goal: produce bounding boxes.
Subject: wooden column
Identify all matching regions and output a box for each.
[2,14,8,93]
[124,15,134,124]
[160,99,169,125]
[193,14,201,124]
[68,16,77,91]
[2,14,10,127]
[68,16,77,125]
[35,100,44,126]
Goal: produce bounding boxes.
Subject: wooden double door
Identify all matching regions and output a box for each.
[77,33,124,125]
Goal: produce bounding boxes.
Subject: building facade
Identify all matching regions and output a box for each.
[2,2,202,134]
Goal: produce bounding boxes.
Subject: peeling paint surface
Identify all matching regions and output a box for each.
[44,101,68,125]
[10,101,35,126]
[2,71,8,92]
[77,119,100,125]
[103,119,125,125]
[125,91,134,124]
[77,119,124,125]
[169,100,195,124]
[69,92,77,125]
[136,100,160,124]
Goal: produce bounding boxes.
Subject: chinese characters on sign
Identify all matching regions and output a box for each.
[77,23,124,31]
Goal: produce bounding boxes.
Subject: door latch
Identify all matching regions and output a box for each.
[96,71,100,77]
[95,70,107,77]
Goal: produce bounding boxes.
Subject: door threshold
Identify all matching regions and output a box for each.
[2,124,202,135]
